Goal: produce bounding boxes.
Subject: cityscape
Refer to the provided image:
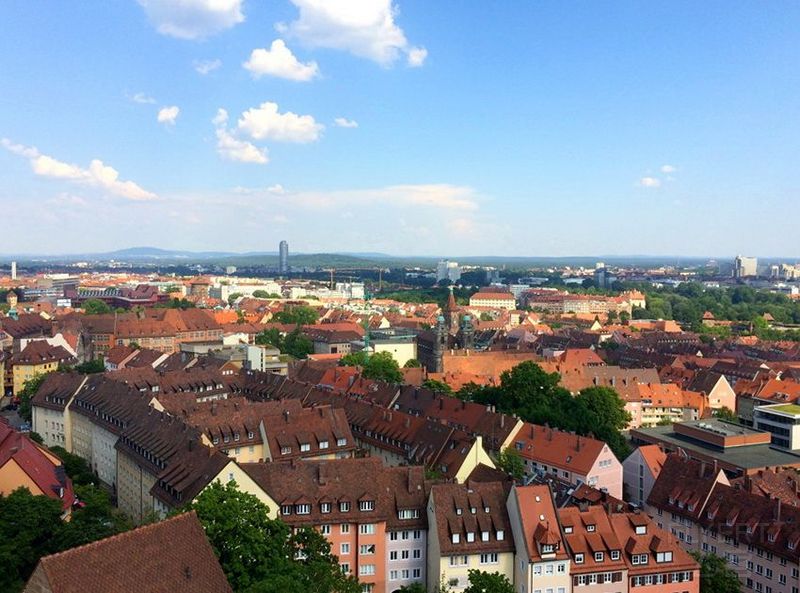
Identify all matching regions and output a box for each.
[2,3,800,593]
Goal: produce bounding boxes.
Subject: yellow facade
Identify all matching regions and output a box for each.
[199,461,280,519]
[454,436,496,484]
[13,362,58,396]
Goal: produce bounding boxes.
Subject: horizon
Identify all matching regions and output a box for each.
[3,2,800,256]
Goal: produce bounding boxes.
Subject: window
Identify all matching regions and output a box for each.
[340,501,351,512]
[300,443,311,452]
[632,554,648,565]
[319,440,329,449]
[320,524,331,535]
[467,532,475,543]
[280,446,291,455]
[497,530,504,540]
[359,565,375,576]
[390,532,398,541]
[413,568,421,578]
[542,544,555,554]
[389,570,398,581]
[413,549,421,559]
[340,563,350,574]
[321,502,332,514]
[340,543,350,555]
[360,544,375,555]
[401,550,409,560]
[480,553,498,565]
[449,555,468,567]
[575,553,584,564]
[594,552,604,562]
[390,551,397,561]
[586,524,596,532]
[563,526,573,534]
[296,504,311,515]
[340,524,350,534]
[481,531,489,542]
[359,524,375,535]
[610,550,620,561]
[359,500,375,512]
[337,437,347,447]
[452,533,460,544]
[635,525,647,535]
[281,504,292,515]
[398,509,419,520]
[656,551,673,563]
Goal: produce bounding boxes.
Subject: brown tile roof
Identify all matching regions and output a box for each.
[241,458,429,530]
[509,422,612,476]
[26,511,232,593]
[31,372,87,412]
[430,480,515,555]
[513,484,569,562]
[11,341,75,365]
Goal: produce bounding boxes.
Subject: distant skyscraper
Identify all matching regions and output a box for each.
[10,261,16,280]
[436,260,461,283]
[279,241,289,274]
[734,255,758,278]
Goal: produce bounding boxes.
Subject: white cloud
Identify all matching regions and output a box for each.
[138,0,244,40]
[243,39,320,81]
[212,111,268,164]
[660,164,677,174]
[157,105,180,126]
[128,91,156,104]
[2,138,157,201]
[333,117,358,128]
[639,176,661,188]
[236,101,323,143]
[280,0,426,67]
[267,184,287,194]
[193,59,221,75]
[407,46,427,67]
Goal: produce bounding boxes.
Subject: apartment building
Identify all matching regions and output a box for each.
[646,454,800,593]
[11,341,76,394]
[622,445,666,507]
[427,481,515,592]
[507,484,571,593]
[509,423,624,499]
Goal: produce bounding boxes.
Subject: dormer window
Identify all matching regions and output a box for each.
[321,502,332,514]
[484,506,490,513]
[564,526,573,534]
[470,507,477,514]
[575,553,584,564]
[635,525,647,535]
[788,541,797,551]
[319,440,329,449]
[296,504,311,515]
[398,509,419,520]
[248,431,254,439]
[337,437,347,447]
[481,531,489,542]
[359,500,375,512]
[595,552,604,562]
[610,550,620,560]
[339,501,351,512]
[496,530,504,541]
[281,446,291,455]
[223,435,230,444]
[212,437,220,445]
[586,524,596,532]
[656,552,673,563]
[300,443,311,452]
[466,532,475,543]
[452,533,460,544]
[542,544,555,554]
[281,504,292,515]
[456,507,462,516]
[234,432,240,442]
[768,533,776,543]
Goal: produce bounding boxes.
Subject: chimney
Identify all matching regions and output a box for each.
[500,414,505,429]
[439,399,444,410]
[283,410,290,423]
[404,417,411,428]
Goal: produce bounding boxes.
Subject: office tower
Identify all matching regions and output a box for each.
[279,241,289,274]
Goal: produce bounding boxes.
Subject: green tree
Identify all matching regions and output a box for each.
[574,386,632,458]
[17,373,48,423]
[496,447,524,481]
[0,488,63,593]
[228,293,243,306]
[690,552,742,593]
[190,481,359,593]
[282,327,314,359]
[82,299,112,315]
[403,358,422,368]
[255,328,282,348]
[272,305,319,325]
[421,379,453,395]
[50,446,98,486]
[463,570,514,593]
[51,484,131,551]
[362,351,403,383]
[714,407,738,423]
[339,351,370,367]
[397,584,427,593]
[619,310,630,323]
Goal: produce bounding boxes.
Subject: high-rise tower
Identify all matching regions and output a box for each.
[279,241,289,274]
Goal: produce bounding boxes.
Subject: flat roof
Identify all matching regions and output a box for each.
[760,404,800,416]
[631,424,800,470]
[675,418,764,438]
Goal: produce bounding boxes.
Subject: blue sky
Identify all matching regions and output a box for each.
[1,1,799,257]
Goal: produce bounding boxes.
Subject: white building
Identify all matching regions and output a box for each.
[734,255,758,278]
[436,260,461,283]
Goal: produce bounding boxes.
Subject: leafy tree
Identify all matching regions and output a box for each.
[59,359,106,374]
[272,305,319,325]
[339,351,369,367]
[252,290,281,299]
[397,583,427,593]
[403,358,422,368]
[496,447,524,481]
[51,484,131,551]
[155,297,195,310]
[190,481,359,593]
[255,327,313,359]
[50,446,98,486]
[255,328,282,348]
[18,373,48,423]
[339,351,403,383]
[0,488,63,592]
[463,570,514,593]
[82,298,111,315]
[714,407,738,423]
[691,552,742,593]
[619,311,630,323]
[228,293,243,305]
[479,312,493,321]
[574,386,632,458]
[421,379,453,395]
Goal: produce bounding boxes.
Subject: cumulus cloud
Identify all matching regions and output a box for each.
[213,110,268,164]
[660,164,677,174]
[138,0,244,40]
[157,105,180,126]
[127,91,156,104]
[243,39,319,81]
[279,0,426,67]
[333,117,358,128]
[639,176,661,188]
[236,101,323,143]
[267,184,287,194]
[193,58,222,75]
[2,138,158,201]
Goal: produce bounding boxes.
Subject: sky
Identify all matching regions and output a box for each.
[1,1,799,258]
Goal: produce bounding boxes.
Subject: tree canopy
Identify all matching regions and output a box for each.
[463,570,514,593]
[421,379,453,395]
[82,298,112,315]
[339,351,403,383]
[496,447,524,481]
[272,305,319,325]
[255,327,313,359]
[690,552,742,593]
[17,373,48,423]
[190,481,360,593]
